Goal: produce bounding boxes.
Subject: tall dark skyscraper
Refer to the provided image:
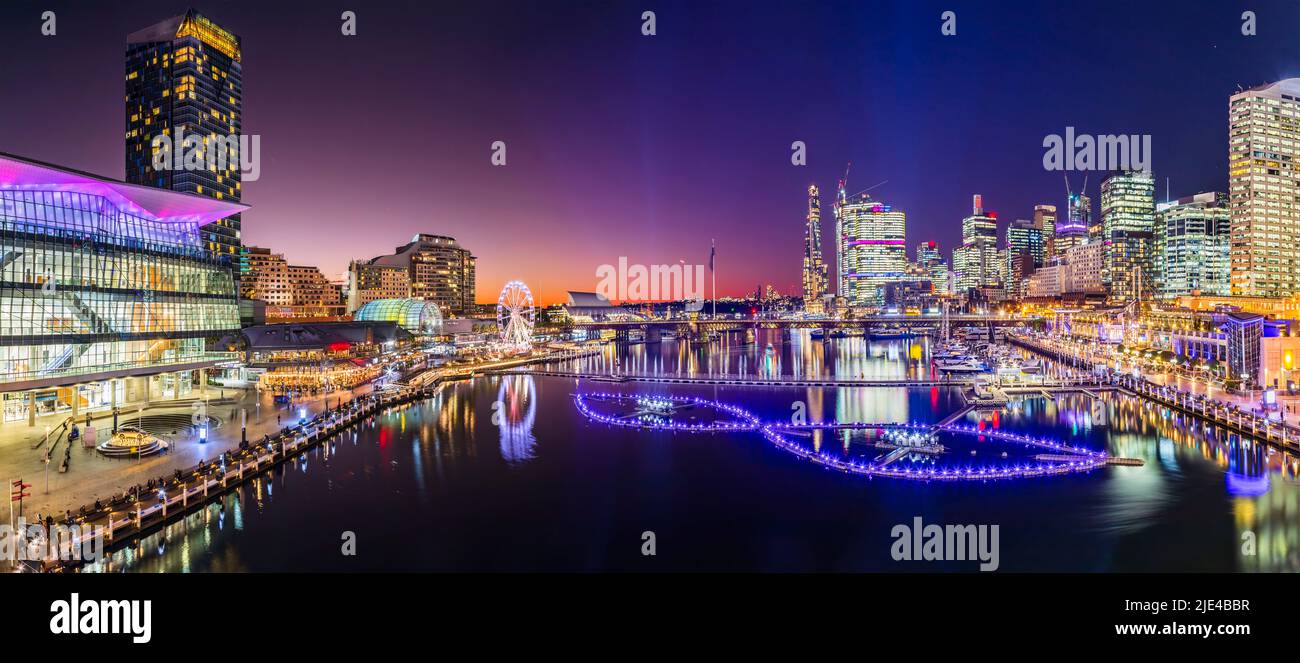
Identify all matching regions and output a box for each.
[125,10,243,271]
[802,185,827,313]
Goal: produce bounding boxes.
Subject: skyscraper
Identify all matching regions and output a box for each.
[835,191,906,307]
[1155,192,1231,299]
[1229,78,1300,297]
[1033,204,1057,257]
[126,10,243,268]
[916,241,949,295]
[1055,189,1090,255]
[1100,170,1156,303]
[801,185,827,312]
[1006,219,1044,298]
[953,195,1001,296]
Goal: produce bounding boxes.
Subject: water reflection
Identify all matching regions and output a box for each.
[497,375,537,464]
[561,330,939,381]
[80,358,1300,572]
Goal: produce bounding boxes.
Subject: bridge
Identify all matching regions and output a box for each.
[566,314,1041,342]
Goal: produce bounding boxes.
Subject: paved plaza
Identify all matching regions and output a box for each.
[0,384,375,521]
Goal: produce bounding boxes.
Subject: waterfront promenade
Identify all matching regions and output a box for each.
[1009,333,1300,451]
[0,346,599,523]
[0,383,373,521]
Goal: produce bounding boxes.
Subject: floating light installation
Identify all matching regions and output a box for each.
[573,393,1108,481]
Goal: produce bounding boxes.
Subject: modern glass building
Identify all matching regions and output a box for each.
[801,185,827,312]
[1033,204,1057,257]
[836,193,906,307]
[1006,219,1044,298]
[354,298,443,335]
[1224,312,1264,388]
[916,241,949,295]
[1055,190,1090,256]
[1100,170,1156,303]
[0,153,245,425]
[126,10,244,271]
[1155,192,1231,299]
[953,195,1001,295]
[1229,78,1300,297]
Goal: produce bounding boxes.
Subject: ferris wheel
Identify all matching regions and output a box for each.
[496,280,536,347]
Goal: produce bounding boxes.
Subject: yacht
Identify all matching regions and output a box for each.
[931,343,970,360]
[869,326,912,340]
[936,358,989,373]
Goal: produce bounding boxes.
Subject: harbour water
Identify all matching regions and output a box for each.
[86,332,1300,572]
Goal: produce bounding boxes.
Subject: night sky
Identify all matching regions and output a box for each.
[1,1,1297,304]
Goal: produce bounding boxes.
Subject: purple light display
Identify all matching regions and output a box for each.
[573,393,1109,482]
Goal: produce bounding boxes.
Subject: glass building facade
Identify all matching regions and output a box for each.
[1100,170,1156,303]
[1155,192,1231,299]
[0,153,245,423]
[126,10,244,271]
[836,193,906,307]
[1229,78,1300,297]
[354,298,443,335]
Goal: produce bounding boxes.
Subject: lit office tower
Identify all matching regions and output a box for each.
[1100,170,1156,303]
[916,241,949,295]
[953,194,1001,295]
[126,10,243,268]
[836,192,906,306]
[802,185,827,312]
[1056,190,1090,255]
[1229,78,1300,297]
[1155,192,1231,299]
[1006,219,1044,298]
[1033,204,1057,257]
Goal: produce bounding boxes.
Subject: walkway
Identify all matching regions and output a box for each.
[0,384,375,521]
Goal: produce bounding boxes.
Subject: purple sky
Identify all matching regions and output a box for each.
[2,1,1297,304]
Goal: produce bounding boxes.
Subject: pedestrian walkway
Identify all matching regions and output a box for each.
[0,384,375,520]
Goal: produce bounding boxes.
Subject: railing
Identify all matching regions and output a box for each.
[34,380,452,567]
[1009,332,1298,450]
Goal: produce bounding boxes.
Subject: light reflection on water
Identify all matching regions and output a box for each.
[81,336,1300,573]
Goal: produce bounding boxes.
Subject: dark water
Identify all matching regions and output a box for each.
[86,334,1300,572]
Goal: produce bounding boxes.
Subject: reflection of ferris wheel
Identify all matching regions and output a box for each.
[497,375,537,464]
[496,280,535,347]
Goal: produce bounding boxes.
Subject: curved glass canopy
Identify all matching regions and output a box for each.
[354,298,442,334]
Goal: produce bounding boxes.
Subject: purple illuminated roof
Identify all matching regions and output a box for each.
[0,152,249,225]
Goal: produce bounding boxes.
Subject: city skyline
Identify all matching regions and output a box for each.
[1,1,1297,305]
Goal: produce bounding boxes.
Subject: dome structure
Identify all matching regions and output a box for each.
[354,298,443,334]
